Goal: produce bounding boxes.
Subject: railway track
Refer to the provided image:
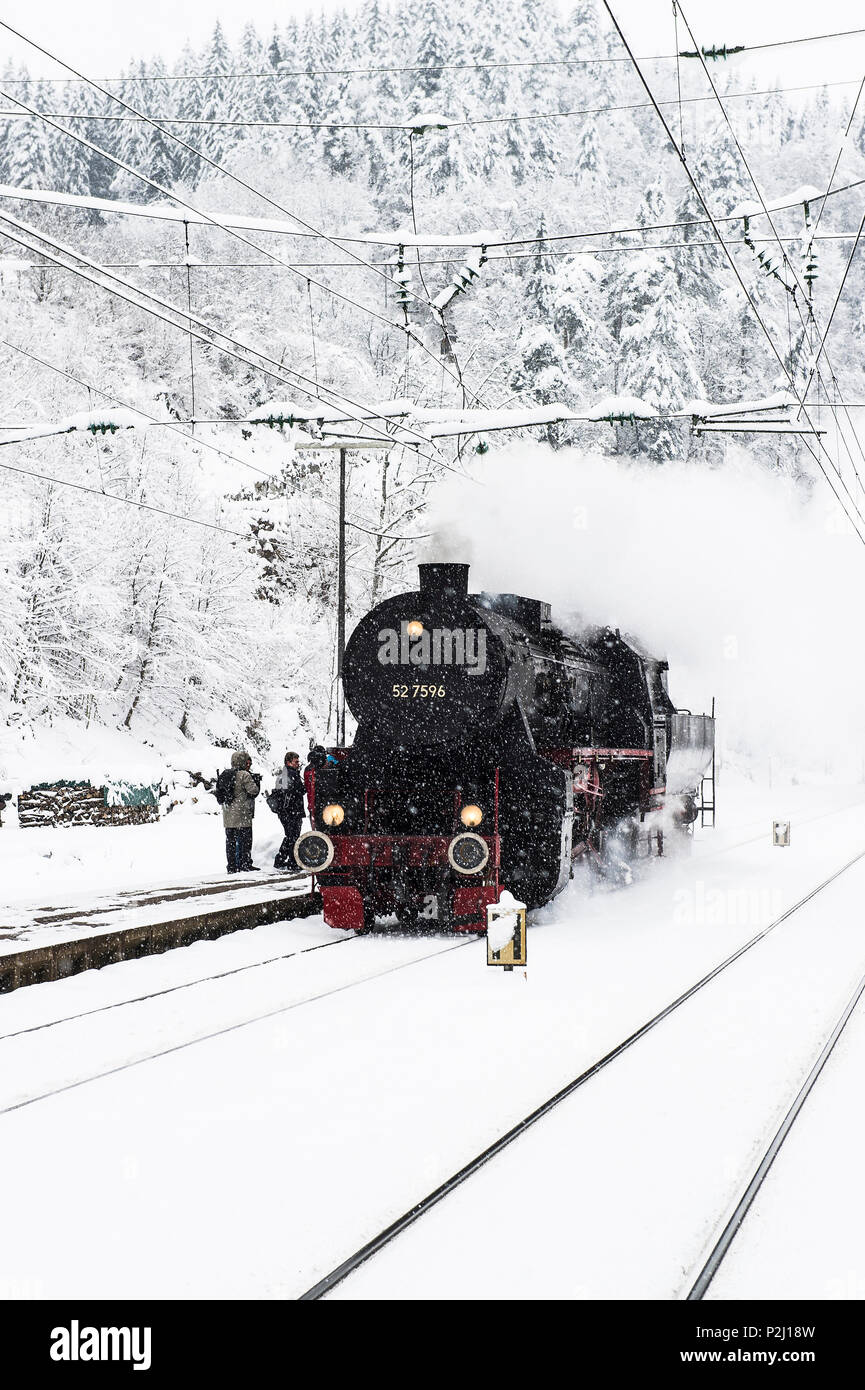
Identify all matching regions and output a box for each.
[0,933,478,1117]
[299,846,865,1300]
[686,961,865,1299]
[0,932,354,1043]
[4,788,859,998]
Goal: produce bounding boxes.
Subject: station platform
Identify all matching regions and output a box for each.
[0,870,318,993]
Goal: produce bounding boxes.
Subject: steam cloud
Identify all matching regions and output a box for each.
[425,444,865,778]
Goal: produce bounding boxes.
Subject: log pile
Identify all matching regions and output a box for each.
[17,781,160,829]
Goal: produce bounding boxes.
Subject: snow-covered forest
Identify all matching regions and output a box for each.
[1,0,864,769]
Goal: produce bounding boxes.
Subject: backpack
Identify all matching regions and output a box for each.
[214,768,236,806]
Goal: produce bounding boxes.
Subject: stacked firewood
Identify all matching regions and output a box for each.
[16,782,160,829]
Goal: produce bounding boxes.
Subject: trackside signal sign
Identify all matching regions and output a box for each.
[487,891,527,969]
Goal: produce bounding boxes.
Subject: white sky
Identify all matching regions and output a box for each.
[0,0,862,83]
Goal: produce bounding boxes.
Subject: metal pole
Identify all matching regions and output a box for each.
[183,220,195,434]
[337,446,347,747]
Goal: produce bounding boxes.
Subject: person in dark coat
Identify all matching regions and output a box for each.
[272,751,306,869]
[306,744,327,770]
[222,749,260,873]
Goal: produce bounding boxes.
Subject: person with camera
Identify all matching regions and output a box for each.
[220,748,260,874]
[269,751,305,870]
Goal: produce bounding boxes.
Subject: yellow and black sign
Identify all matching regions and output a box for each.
[486,892,527,969]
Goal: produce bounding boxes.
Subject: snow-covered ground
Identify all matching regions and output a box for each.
[0,771,863,1299]
[0,718,307,942]
[331,844,865,1300]
[706,966,865,1302]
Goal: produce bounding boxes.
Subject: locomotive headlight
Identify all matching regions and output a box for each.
[407,620,424,637]
[294,831,335,872]
[448,833,489,875]
[460,803,484,828]
[322,803,345,827]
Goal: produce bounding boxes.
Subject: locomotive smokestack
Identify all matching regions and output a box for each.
[418,563,470,601]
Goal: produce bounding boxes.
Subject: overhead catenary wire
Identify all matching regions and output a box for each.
[0,404,427,544]
[0,84,427,327]
[1,14,854,426]
[0,76,859,131]
[659,0,865,506]
[0,339,440,542]
[795,69,865,446]
[0,208,407,452]
[0,401,838,432]
[1,230,862,277]
[2,25,863,82]
[0,71,491,414]
[0,332,274,480]
[484,178,865,248]
[0,22,440,320]
[674,0,865,494]
[0,200,856,478]
[0,102,498,455]
[600,0,865,548]
[4,176,865,251]
[0,216,482,485]
[0,202,452,462]
[0,334,415,517]
[0,455,249,537]
[797,111,865,409]
[797,198,865,423]
[810,75,865,243]
[5,20,862,483]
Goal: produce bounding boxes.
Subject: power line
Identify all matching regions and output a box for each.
[1,26,862,82]
[601,0,865,548]
[0,402,835,432]
[0,220,475,485]
[0,407,444,541]
[0,208,401,450]
[0,333,274,480]
[796,74,865,405]
[0,90,496,447]
[0,76,857,131]
[0,37,490,411]
[799,200,865,412]
[0,21,436,319]
[3,228,858,276]
[4,177,865,251]
[484,178,865,248]
[0,201,449,462]
[675,1,865,498]
[811,76,865,242]
[0,85,427,326]
[0,454,250,537]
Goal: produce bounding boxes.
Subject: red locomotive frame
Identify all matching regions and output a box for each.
[305,747,671,932]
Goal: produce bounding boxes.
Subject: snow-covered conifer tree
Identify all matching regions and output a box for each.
[5,74,52,192]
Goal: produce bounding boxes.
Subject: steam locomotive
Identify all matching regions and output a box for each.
[294,563,714,932]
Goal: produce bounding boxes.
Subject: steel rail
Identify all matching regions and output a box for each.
[299,847,865,1299]
[0,936,477,1118]
[0,909,347,1044]
[687,962,865,1299]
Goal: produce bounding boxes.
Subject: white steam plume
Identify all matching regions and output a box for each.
[425,445,865,779]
